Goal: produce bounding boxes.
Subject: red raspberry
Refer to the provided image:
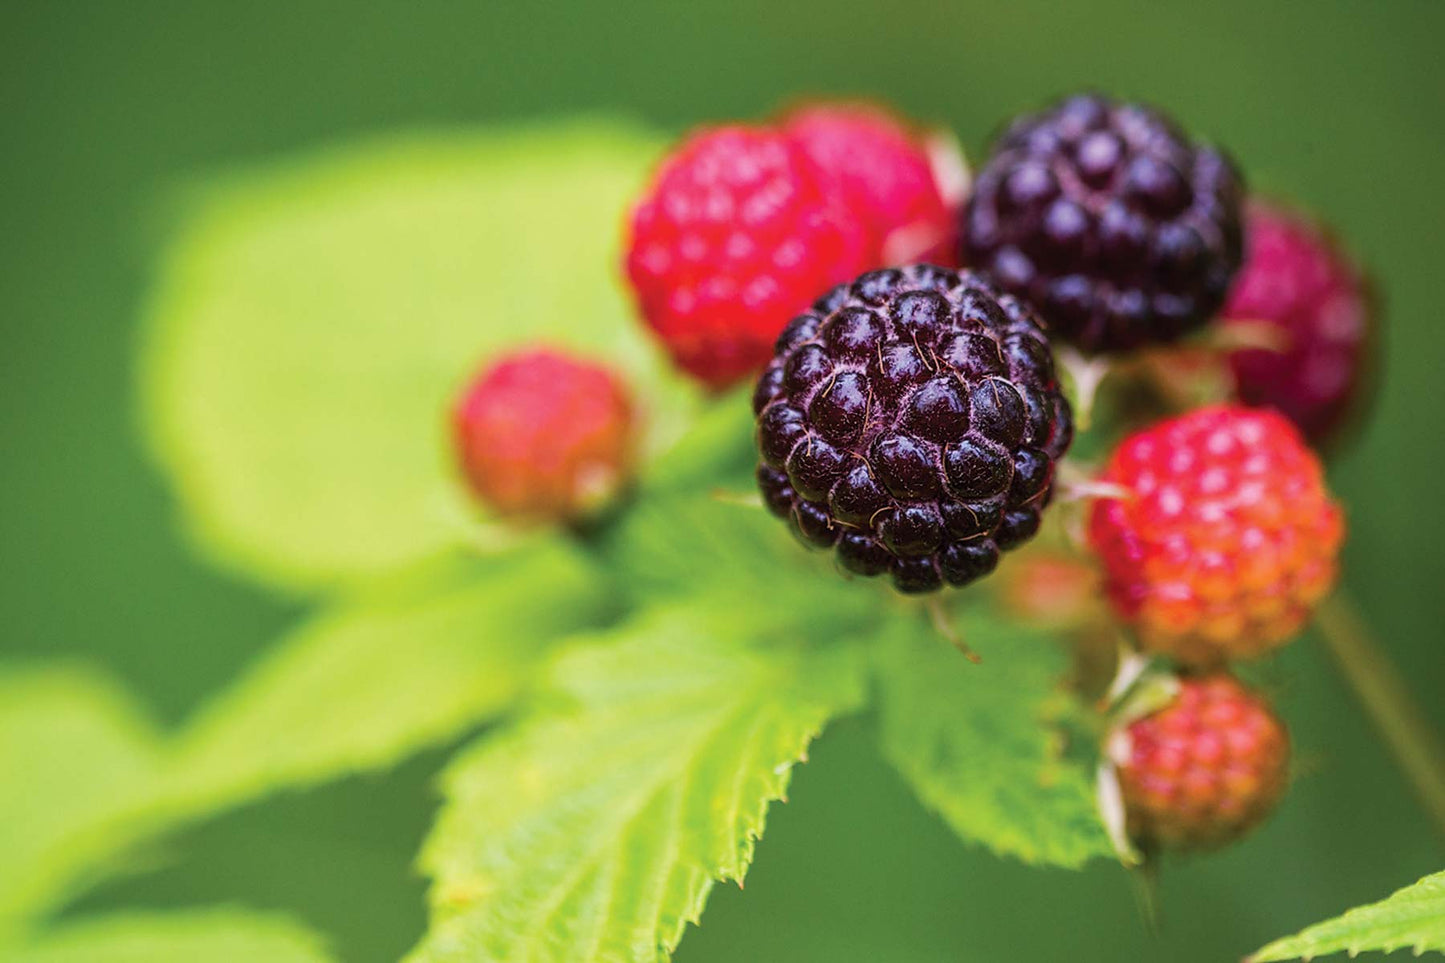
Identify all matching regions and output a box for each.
[452,348,634,523]
[625,126,870,389]
[781,102,961,267]
[1088,406,1343,664]
[1110,674,1290,850]
[1222,201,1372,446]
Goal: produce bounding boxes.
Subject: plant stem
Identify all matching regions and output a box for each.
[925,595,981,664]
[1315,593,1445,840]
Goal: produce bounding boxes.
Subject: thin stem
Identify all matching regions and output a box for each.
[925,595,981,664]
[1128,852,1162,937]
[1055,345,1113,431]
[1315,593,1445,840]
[1056,461,1134,505]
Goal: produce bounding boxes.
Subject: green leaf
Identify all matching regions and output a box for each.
[873,607,1112,868]
[407,604,865,963]
[601,491,829,601]
[0,668,162,935]
[640,389,758,493]
[596,478,881,637]
[164,538,617,812]
[1250,870,1445,961]
[4,909,334,963]
[141,120,697,592]
[0,541,615,936]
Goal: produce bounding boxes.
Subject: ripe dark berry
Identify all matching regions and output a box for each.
[453,348,635,523]
[753,264,1072,594]
[1223,201,1373,445]
[1110,674,1290,850]
[625,125,870,389]
[781,102,961,266]
[961,93,1244,353]
[1088,406,1343,664]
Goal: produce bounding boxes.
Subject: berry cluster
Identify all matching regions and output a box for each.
[753,264,1072,593]
[626,104,958,388]
[450,90,1373,866]
[1088,405,1341,852]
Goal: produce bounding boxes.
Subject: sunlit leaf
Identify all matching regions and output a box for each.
[873,607,1112,868]
[596,434,883,633]
[165,538,616,811]
[407,604,865,963]
[141,120,695,591]
[1250,869,1445,961]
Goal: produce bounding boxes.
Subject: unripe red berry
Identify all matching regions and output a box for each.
[625,125,871,389]
[780,102,961,267]
[1222,201,1372,446]
[452,348,634,523]
[1110,673,1290,850]
[1088,405,1343,664]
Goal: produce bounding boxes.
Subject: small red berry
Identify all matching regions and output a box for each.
[781,102,961,266]
[1110,673,1290,850]
[1222,201,1373,445]
[452,348,634,522]
[625,125,870,389]
[1088,405,1344,664]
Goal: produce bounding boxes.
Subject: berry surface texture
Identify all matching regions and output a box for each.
[754,264,1073,594]
[453,348,635,522]
[1113,674,1290,850]
[1224,201,1372,445]
[962,93,1243,353]
[782,103,958,266]
[1089,405,1343,665]
[626,125,870,388]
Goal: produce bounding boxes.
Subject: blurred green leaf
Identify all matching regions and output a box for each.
[0,541,616,937]
[407,604,865,963]
[1250,870,1445,962]
[640,389,758,493]
[4,909,334,963]
[141,120,698,592]
[874,608,1112,868]
[0,668,162,937]
[164,538,617,812]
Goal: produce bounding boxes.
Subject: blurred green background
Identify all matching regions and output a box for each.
[3,2,1443,960]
